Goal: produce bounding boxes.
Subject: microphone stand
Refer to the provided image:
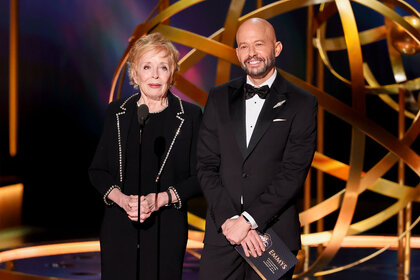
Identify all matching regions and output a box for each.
[156,174,161,280]
[136,124,143,280]
[154,137,165,280]
[136,104,148,280]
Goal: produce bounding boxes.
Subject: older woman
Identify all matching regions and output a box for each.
[89,32,202,279]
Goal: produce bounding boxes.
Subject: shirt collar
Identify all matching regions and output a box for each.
[246,70,277,88]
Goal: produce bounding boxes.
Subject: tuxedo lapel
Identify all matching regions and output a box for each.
[229,78,247,159]
[245,74,287,160]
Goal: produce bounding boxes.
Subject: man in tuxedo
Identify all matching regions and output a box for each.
[197,18,317,279]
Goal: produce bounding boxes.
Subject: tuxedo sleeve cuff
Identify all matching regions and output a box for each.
[242,211,258,229]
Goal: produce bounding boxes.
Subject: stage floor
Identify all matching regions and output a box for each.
[1,247,419,279]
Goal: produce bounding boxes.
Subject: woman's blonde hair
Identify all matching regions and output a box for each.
[127,32,179,89]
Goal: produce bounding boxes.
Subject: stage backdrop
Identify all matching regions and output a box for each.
[0,0,419,238]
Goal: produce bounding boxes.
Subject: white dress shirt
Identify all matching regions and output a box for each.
[234,71,277,230]
[245,71,277,146]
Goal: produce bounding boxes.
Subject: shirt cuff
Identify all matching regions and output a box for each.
[230,215,239,219]
[242,211,258,229]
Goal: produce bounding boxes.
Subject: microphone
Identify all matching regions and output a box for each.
[137,104,149,128]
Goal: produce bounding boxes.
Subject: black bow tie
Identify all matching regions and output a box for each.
[244,84,270,100]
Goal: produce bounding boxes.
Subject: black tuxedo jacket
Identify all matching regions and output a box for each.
[197,72,317,250]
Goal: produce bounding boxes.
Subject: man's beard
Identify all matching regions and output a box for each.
[241,52,276,78]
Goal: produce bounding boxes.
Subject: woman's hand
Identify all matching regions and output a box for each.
[107,187,132,213]
[108,189,173,223]
[107,188,152,222]
[144,192,169,212]
[129,196,155,222]
[136,191,172,222]
[127,192,169,222]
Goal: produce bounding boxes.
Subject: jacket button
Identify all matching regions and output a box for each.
[242,172,247,178]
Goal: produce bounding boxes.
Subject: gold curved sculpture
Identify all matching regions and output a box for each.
[390,15,420,55]
[107,0,419,277]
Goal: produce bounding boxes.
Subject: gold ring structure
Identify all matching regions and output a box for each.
[108,0,419,277]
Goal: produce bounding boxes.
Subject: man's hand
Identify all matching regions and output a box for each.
[221,216,251,244]
[241,229,266,258]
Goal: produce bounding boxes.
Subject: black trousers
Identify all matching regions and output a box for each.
[199,243,297,280]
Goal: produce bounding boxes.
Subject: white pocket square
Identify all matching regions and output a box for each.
[273,100,286,109]
[273,118,287,122]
